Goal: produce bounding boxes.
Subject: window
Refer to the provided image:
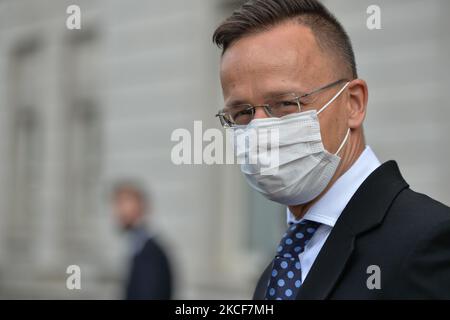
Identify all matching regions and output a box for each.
[7,40,43,259]
[62,31,101,230]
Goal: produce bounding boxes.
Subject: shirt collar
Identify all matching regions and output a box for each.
[127,224,149,256]
[287,146,381,227]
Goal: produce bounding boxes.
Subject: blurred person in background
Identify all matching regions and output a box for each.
[112,181,172,300]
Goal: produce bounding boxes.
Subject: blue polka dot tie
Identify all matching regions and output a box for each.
[265,220,320,300]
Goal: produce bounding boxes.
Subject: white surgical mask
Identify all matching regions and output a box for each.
[233,82,350,206]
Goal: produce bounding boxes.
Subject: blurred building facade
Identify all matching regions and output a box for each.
[0,0,448,299]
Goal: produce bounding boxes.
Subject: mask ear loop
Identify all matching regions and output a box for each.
[335,128,350,155]
[317,82,350,115]
[315,81,351,155]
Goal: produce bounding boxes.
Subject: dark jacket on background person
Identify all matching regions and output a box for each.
[125,229,172,300]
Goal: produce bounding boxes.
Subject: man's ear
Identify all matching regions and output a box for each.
[346,79,368,129]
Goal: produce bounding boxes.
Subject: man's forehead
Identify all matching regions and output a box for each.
[219,23,331,101]
[220,22,327,82]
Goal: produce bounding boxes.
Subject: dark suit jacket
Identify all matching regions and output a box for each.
[253,161,450,299]
[126,237,172,300]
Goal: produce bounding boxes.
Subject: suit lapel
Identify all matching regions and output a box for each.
[296,221,354,299]
[295,161,409,299]
[253,262,272,300]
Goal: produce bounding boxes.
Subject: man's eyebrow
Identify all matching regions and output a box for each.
[262,89,306,99]
[225,88,309,106]
[225,98,250,107]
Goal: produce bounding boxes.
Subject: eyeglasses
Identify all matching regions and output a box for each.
[215,78,349,128]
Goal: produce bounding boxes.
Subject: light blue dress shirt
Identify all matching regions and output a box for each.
[286,146,381,282]
[127,224,150,257]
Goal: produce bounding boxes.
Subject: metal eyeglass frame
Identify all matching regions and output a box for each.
[215,78,349,128]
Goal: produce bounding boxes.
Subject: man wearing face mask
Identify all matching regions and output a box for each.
[213,0,450,299]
